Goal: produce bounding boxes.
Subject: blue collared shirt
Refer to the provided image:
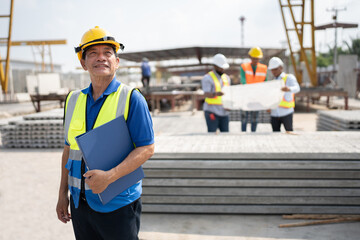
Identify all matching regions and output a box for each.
[141,61,151,77]
[82,77,119,131]
[271,72,300,117]
[65,77,154,212]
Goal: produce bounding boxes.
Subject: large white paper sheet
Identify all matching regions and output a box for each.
[222,80,284,111]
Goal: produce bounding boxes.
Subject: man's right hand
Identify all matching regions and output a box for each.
[56,194,71,224]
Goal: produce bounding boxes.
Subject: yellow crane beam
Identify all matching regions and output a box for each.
[0,0,67,93]
[0,39,67,93]
[0,0,14,93]
[0,39,67,46]
[279,0,317,86]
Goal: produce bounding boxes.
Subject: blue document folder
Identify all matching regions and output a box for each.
[75,116,145,205]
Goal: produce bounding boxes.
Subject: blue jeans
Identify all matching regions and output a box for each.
[204,111,229,132]
[241,111,259,132]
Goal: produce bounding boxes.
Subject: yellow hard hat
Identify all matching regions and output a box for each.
[248,47,263,59]
[75,26,124,60]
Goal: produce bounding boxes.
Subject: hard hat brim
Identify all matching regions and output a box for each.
[221,63,230,69]
[268,65,281,70]
[77,41,121,60]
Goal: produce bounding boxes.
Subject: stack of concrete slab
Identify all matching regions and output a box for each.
[0,109,64,148]
[229,110,270,123]
[142,133,360,214]
[317,110,360,131]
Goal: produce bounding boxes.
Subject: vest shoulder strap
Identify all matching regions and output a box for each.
[116,84,136,121]
[282,74,289,83]
[64,89,83,143]
[241,62,251,70]
[257,63,267,71]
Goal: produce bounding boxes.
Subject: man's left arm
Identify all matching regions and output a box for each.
[84,89,155,193]
[84,144,154,194]
[282,74,300,93]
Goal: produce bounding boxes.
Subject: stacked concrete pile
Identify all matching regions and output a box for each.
[0,109,64,148]
[229,109,271,123]
[142,134,360,214]
[317,110,360,131]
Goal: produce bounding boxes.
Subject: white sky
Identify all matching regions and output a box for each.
[1,0,359,72]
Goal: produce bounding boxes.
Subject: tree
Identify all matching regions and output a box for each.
[344,38,360,59]
[317,53,331,67]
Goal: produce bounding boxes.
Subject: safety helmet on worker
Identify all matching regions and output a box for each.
[213,53,229,69]
[74,26,124,61]
[268,57,284,70]
[248,47,263,59]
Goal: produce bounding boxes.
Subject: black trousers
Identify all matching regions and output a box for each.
[70,197,141,240]
[271,113,293,132]
[141,76,150,88]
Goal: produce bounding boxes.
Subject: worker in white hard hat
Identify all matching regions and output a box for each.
[201,53,231,132]
[268,57,300,132]
[56,26,154,239]
[240,46,268,132]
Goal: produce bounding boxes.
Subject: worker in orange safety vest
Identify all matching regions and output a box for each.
[240,46,268,132]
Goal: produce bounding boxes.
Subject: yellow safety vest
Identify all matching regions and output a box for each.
[205,71,230,105]
[63,83,134,210]
[65,84,133,151]
[279,74,295,108]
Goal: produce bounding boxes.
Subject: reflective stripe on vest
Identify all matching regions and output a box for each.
[68,175,90,191]
[279,74,295,108]
[63,84,134,205]
[241,62,267,84]
[205,71,230,105]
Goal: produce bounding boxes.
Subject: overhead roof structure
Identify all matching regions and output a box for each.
[118,46,286,63]
[117,46,286,76]
[315,22,358,30]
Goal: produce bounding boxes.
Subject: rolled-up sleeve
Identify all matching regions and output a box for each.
[201,74,214,93]
[127,90,154,147]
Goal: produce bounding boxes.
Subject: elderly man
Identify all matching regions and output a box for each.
[56,26,154,240]
[268,57,300,132]
[201,53,231,132]
[240,46,268,132]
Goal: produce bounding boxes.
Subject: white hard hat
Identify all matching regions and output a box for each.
[213,53,229,69]
[268,57,284,70]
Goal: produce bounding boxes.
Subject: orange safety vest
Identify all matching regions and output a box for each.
[279,74,295,108]
[205,71,230,105]
[241,62,267,84]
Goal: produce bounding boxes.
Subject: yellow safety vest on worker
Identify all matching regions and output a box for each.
[279,74,295,108]
[63,83,134,210]
[205,71,230,105]
[241,62,267,84]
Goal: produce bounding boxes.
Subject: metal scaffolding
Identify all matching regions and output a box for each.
[279,0,317,86]
[0,0,14,93]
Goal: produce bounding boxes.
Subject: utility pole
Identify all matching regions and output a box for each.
[239,16,245,47]
[327,7,346,81]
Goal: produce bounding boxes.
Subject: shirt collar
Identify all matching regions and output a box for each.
[81,77,120,96]
[276,72,286,80]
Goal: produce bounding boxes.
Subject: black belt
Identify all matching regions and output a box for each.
[80,158,86,201]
